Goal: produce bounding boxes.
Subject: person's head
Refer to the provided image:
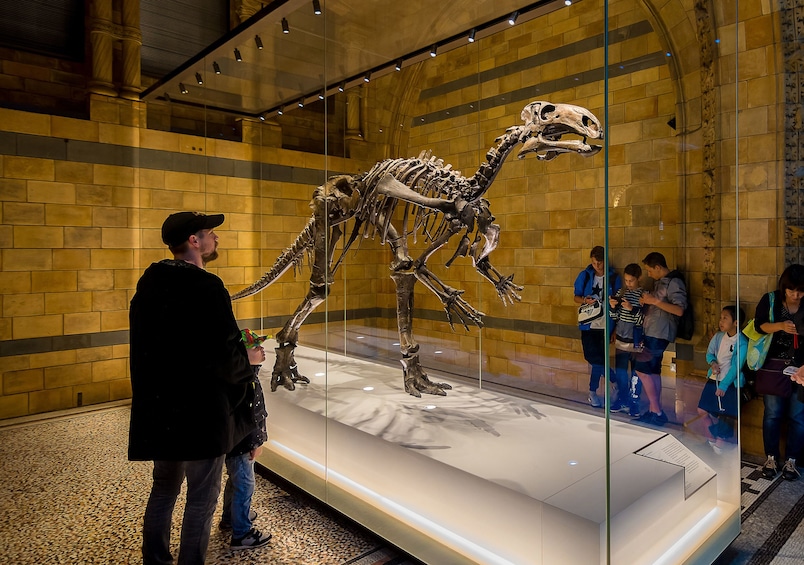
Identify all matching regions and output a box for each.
[642,252,669,280]
[719,305,744,334]
[778,264,804,304]
[590,246,605,276]
[161,211,224,265]
[623,263,642,290]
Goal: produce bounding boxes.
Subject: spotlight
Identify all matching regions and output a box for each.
[318,89,325,100]
[395,59,402,71]
[212,61,221,74]
[255,35,263,49]
[338,81,345,92]
[195,72,203,85]
[179,83,188,94]
[298,98,304,108]
[363,72,371,83]
[312,0,321,15]
[282,17,289,34]
[564,0,572,4]
[430,44,437,57]
[277,106,284,115]
[234,48,242,61]
[468,28,476,42]
[508,10,519,25]
[259,114,266,121]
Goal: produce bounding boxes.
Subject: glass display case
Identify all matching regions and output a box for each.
[141,0,747,562]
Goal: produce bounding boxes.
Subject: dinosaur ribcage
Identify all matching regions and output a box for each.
[357,153,476,246]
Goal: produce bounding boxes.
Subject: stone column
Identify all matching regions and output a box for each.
[345,89,362,140]
[88,0,116,96]
[120,0,142,100]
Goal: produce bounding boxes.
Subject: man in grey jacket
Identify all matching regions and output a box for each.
[634,252,687,426]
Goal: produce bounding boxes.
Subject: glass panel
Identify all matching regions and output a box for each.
[173,1,747,562]
[602,1,742,563]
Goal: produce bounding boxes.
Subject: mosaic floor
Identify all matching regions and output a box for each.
[0,405,414,565]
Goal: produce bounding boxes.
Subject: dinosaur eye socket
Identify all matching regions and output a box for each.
[539,104,556,120]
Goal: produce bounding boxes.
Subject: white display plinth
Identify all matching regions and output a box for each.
[256,345,739,564]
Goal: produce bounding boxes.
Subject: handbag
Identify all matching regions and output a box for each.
[578,300,603,324]
[744,292,775,371]
[755,358,794,397]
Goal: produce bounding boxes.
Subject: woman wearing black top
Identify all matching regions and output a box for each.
[754,264,804,481]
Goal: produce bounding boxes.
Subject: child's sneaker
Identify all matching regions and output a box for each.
[230,527,272,550]
[588,392,603,408]
[609,399,630,413]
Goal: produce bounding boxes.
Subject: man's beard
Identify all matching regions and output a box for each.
[201,249,218,265]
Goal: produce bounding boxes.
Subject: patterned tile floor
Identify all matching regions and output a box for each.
[0,405,415,565]
[713,460,804,565]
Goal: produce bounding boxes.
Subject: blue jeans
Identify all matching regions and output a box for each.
[763,392,804,461]
[613,348,634,403]
[581,329,614,391]
[143,456,224,565]
[222,452,257,539]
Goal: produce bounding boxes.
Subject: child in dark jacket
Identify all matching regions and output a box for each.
[219,329,271,550]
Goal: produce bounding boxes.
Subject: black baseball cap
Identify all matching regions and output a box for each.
[161,211,224,247]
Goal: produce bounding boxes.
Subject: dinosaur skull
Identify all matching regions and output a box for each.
[517,101,603,161]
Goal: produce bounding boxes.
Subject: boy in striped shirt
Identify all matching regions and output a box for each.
[609,263,645,415]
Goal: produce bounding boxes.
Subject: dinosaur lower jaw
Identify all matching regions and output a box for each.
[517,136,601,160]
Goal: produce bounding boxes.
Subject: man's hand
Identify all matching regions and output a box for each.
[249,445,263,461]
[247,345,266,365]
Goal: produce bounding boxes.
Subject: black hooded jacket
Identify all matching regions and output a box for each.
[128,259,255,461]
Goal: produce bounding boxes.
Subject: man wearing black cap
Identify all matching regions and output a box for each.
[128,211,266,564]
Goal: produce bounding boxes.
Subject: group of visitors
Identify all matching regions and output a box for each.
[574,248,686,426]
[129,211,272,565]
[574,247,803,481]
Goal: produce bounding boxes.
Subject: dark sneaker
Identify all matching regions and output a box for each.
[219,510,257,531]
[781,458,800,481]
[635,411,655,421]
[609,400,630,413]
[629,403,641,417]
[651,412,668,426]
[231,527,272,550]
[762,455,778,479]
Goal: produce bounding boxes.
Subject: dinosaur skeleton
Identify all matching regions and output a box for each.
[231,101,603,397]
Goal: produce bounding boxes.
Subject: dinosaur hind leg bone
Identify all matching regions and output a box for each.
[391,270,452,397]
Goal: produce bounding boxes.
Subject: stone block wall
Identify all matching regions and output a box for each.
[0,94,380,419]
